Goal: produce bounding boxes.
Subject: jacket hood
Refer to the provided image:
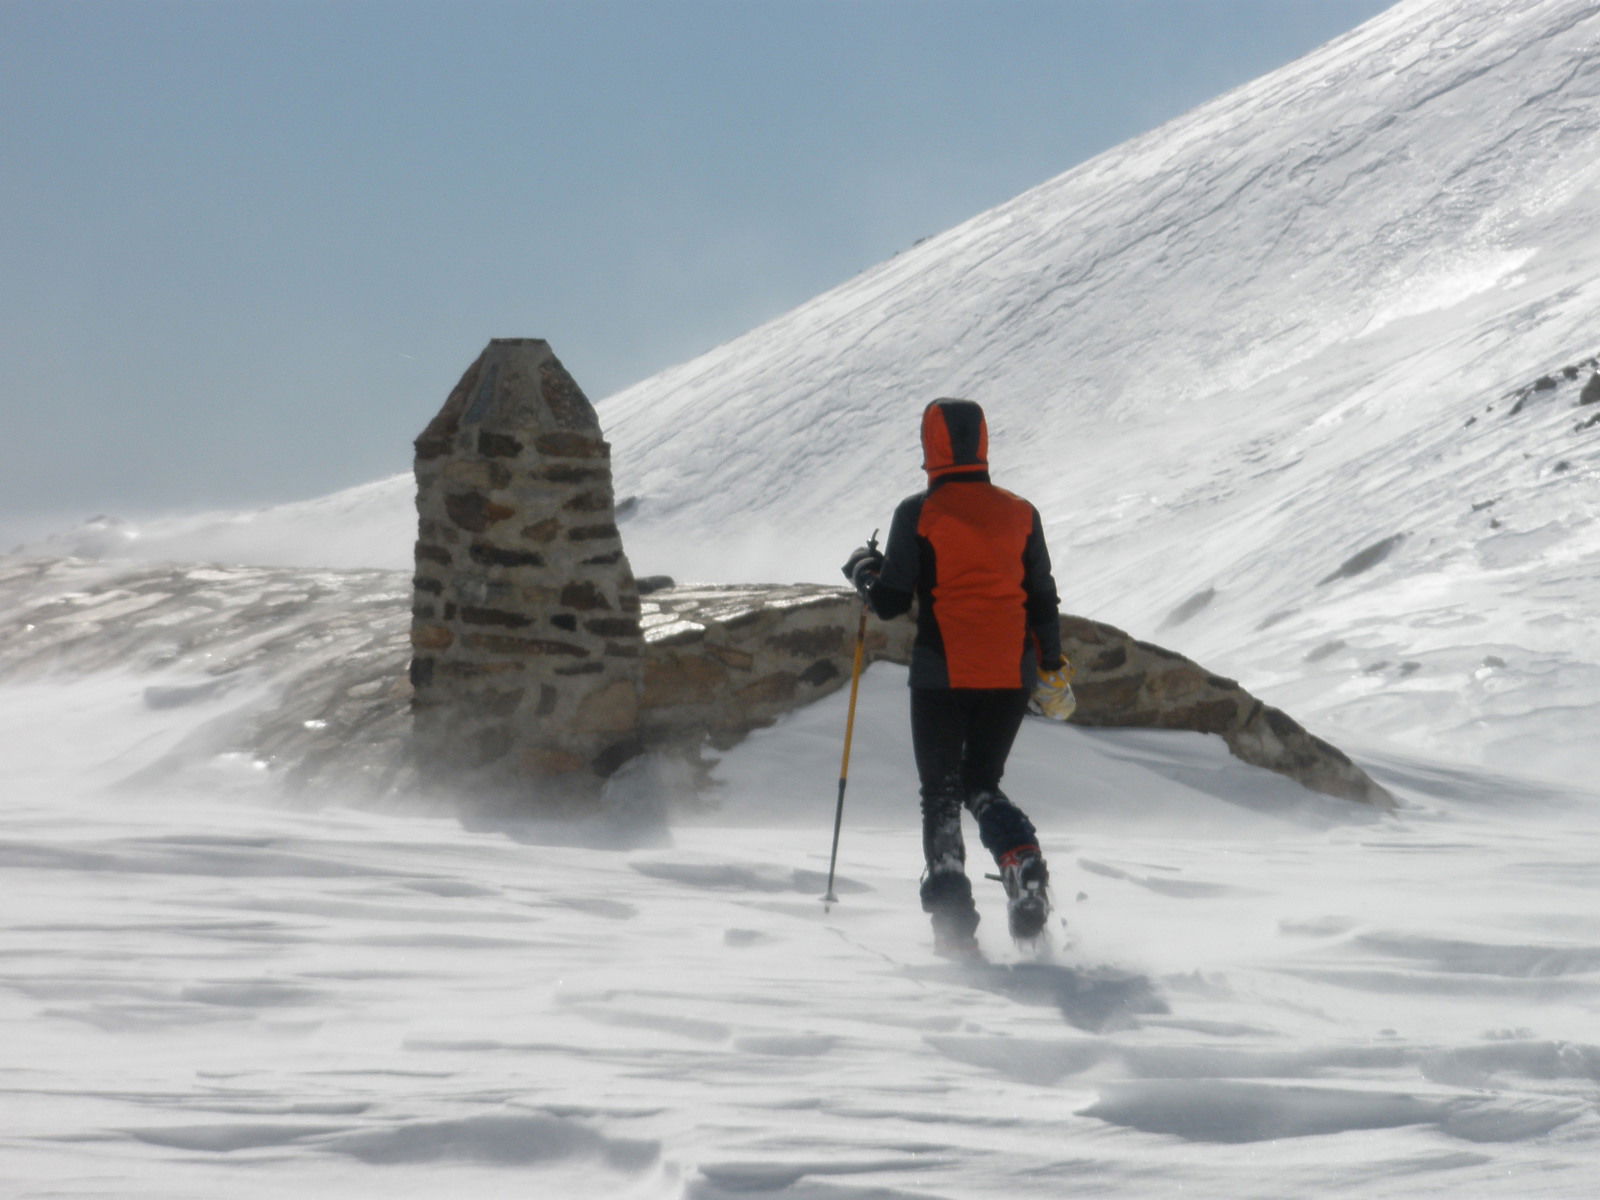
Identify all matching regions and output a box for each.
[921,398,988,479]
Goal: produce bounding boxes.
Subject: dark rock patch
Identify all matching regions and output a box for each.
[1162,587,1217,629]
[1319,534,1405,585]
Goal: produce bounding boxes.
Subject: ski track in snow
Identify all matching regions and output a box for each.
[4,668,1600,1198]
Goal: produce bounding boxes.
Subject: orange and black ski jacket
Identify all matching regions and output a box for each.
[864,400,1063,690]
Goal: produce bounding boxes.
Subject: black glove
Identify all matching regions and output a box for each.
[841,544,884,593]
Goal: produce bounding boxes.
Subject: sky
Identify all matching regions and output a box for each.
[1,0,1393,545]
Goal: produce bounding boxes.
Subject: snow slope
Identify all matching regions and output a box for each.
[38,0,1600,782]
[593,0,1600,782]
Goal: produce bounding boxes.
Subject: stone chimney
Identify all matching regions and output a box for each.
[410,339,642,812]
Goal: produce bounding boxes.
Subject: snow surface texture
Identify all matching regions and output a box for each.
[38,0,1600,788]
[6,665,1600,1198]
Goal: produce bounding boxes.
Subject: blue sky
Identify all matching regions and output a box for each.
[1,0,1392,541]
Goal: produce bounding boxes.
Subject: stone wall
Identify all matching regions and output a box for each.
[1056,614,1393,808]
[0,559,1393,810]
[635,585,1395,808]
[410,339,642,810]
[400,339,1388,814]
[639,584,884,746]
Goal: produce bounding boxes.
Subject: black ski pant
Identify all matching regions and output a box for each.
[910,687,1039,877]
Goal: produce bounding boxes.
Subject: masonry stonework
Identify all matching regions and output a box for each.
[397,338,1392,816]
[410,339,642,810]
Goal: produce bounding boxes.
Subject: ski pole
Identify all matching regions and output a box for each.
[823,600,870,910]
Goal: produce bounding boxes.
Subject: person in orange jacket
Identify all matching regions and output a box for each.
[843,398,1063,952]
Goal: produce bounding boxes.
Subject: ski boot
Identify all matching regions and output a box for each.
[997,845,1050,941]
[921,869,981,959]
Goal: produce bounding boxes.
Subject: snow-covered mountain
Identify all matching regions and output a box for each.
[596,0,1600,783]
[609,0,1600,558]
[42,0,1600,783]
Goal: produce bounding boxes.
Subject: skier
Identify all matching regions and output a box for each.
[842,398,1070,954]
